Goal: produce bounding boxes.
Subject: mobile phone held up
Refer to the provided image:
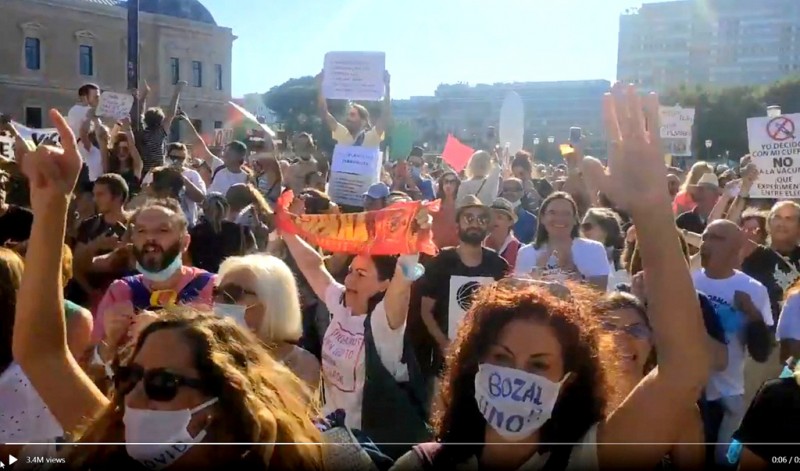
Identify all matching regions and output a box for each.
[569,127,582,144]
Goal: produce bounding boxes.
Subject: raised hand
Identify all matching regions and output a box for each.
[599,83,668,214]
[21,109,83,209]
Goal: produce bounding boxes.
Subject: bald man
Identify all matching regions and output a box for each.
[693,219,774,466]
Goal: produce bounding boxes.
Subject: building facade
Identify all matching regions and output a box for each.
[0,0,234,133]
[392,80,610,155]
[618,0,800,92]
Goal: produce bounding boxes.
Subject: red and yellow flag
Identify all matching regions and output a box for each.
[275,191,440,256]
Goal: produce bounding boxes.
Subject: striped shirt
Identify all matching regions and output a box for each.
[136,127,168,177]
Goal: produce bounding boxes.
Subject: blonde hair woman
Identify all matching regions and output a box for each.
[455,150,501,206]
[674,161,713,215]
[216,254,321,388]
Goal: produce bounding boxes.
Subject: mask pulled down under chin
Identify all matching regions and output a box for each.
[124,397,218,470]
[474,363,568,441]
[136,253,183,283]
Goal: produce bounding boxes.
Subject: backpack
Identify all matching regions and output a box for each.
[121,271,214,311]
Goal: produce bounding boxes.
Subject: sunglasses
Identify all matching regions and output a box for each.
[443,179,459,185]
[213,284,257,304]
[114,364,205,402]
[462,213,490,226]
[168,154,186,160]
[601,320,651,340]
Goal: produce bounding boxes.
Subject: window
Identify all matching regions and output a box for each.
[25,107,43,128]
[214,121,223,129]
[25,37,41,70]
[79,45,93,76]
[214,64,223,91]
[192,61,202,87]
[170,57,180,85]
[191,119,203,134]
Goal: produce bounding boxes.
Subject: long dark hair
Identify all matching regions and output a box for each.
[533,192,580,249]
[433,282,618,463]
[107,134,132,174]
[436,171,460,201]
[0,248,24,373]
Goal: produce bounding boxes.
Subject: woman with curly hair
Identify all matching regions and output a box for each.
[392,84,710,470]
[12,109,325,470]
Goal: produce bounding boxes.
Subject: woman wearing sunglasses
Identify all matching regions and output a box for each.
[431,171,460,249]
[215,253,320,389]
[12,109,325,470]
[596,292,704,470]
[392,84,711,471]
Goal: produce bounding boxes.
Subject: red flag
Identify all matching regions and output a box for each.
[275,191,440,256]
[441,134,475,173]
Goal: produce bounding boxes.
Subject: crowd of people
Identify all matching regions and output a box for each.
[0,78,798,471]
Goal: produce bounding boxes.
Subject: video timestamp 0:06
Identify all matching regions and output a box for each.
[772,456,800,465]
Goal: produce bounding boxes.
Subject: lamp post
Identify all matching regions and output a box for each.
[533,137,540,146]
[127,0,140,130]
[705,139,712,160]
[547,136,555,144]
[767,106,782,118]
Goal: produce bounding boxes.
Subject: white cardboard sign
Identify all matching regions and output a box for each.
[747,113,800,198]
[0,135,14,160]
[328,144,381,206]
[659,106,694,157]
[323,51,386,101]
[97,92,134,121]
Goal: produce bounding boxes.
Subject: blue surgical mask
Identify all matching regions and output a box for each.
[136,253,183,283]
[213,303,247,328]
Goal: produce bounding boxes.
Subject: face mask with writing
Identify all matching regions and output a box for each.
[474,363,568,441]
[124,398,218,470]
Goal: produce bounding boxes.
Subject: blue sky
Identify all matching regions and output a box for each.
[202,0,666,99]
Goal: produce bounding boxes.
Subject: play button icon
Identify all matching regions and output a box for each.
[7,456,15,465]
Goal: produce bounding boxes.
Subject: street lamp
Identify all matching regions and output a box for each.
[547,136,555,144]
[705,139,712,160]
[533,138,540,146]
[767,106,782,118]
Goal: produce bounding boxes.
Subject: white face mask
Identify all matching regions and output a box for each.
[136,252,183,283]
[474,363,568,441]
[213,303,247,328]
[124,397,218,470]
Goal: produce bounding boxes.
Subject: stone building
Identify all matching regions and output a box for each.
[0,0,234,136]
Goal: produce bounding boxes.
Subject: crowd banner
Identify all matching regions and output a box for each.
[441,134,474,172]
[659,106,694,157]
[96,91,134,121]
[322,51,386,101]
[747,112,800,198]
[0,135,14,160]
[328,144,382,207]
[499,91,525,155]
[275,190,440,256]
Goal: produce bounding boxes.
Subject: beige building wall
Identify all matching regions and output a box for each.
[0,0,234,134]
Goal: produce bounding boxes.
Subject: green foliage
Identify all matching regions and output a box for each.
[662,75,800,160]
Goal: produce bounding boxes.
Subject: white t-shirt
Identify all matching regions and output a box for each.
[514,238,611,279]
[777,292,800,341]
[0,363,63,443]
[79,144,104,182]
[692,269,773,401]
[208,162,248,196]
[142,167,206,226]
[66,104,90,137]
[320,282,408,430]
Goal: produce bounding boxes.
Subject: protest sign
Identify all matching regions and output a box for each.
[0,135,14,160]
[323,52,386,101]
[328,144,382,206]
[499,91,525,154]
[659,106,694,157]
[213,128,234,147]
[275,191,440,256]
[97,92,134,121]
[747,113,800,198]
[441,134,474,172]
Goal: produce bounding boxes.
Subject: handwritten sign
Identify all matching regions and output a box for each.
[97,92,135,121]
[323,51,386,101]
[0,135,14,160]
[747,113,800,198]
[213,128,233,147]
[329,144,381,206]
[659,106,694,157]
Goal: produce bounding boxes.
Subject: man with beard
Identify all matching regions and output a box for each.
[691,220,773,467]
[418,195,509,378]
[92,199,215,366]
[316,71,390,149]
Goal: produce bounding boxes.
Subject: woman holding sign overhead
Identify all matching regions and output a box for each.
[392,84,710,471]
[316,70,391,148]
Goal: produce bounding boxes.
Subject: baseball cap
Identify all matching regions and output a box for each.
[363,182,390,200]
